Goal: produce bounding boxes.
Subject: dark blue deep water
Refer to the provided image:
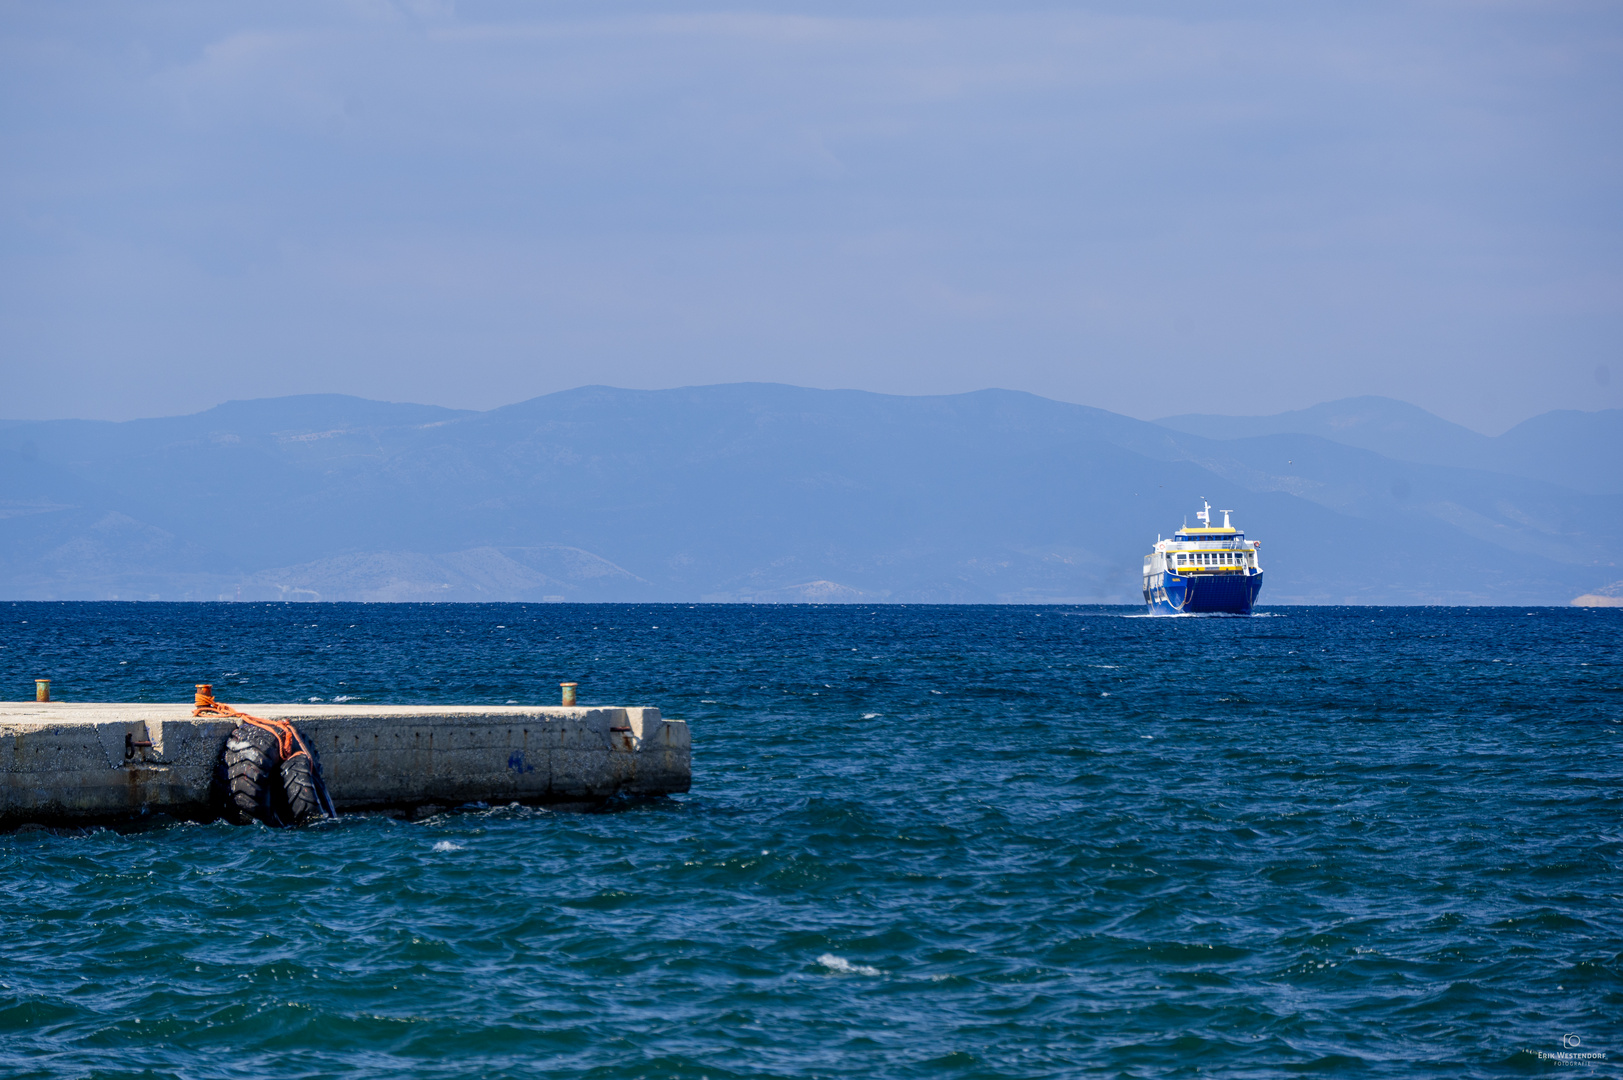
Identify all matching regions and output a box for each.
[2,603,1621,1079]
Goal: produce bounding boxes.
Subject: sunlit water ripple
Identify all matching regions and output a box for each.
[1,602,1620,1078]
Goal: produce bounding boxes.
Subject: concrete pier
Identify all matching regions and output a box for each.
[0,702,690,827]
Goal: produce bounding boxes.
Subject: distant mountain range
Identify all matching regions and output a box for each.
[2,386,1619,605]
[1158,397,1621,495]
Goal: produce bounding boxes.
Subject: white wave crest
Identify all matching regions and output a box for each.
[817,953,881,976]
[431,840,464,852]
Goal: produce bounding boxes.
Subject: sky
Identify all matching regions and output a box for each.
[1,0,1620,433]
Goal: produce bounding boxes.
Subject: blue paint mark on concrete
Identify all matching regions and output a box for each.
[507,751,535,774]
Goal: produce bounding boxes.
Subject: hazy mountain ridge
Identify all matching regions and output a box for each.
[1158,396,1623,494]
[1,386,1617,604]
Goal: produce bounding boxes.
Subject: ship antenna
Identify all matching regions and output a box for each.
[1196,499,1211,527]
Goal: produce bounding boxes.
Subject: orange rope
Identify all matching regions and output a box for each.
[193,686,311,761]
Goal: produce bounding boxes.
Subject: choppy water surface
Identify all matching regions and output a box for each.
[1,603,1620,1079]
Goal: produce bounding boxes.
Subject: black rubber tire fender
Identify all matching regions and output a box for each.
[223,722,283,826]
[280,750,326,826]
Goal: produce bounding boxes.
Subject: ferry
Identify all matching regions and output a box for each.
[1142,500,1264,615]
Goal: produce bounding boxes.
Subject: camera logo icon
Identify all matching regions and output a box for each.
[1562,1034,1582,1049]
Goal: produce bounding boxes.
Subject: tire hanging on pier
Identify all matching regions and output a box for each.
[221,721,282,826]
[278,745,327,824]
[196,685,337,827]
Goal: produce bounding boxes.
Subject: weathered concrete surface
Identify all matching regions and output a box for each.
[0,703,689,826]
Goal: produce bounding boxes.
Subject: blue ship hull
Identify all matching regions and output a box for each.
[1144,571,1263,615]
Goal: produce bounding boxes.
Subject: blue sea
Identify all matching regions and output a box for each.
[2,602,1620,1079]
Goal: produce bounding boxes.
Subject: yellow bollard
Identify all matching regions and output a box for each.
[35,679,50,702]
[560,682,578,706]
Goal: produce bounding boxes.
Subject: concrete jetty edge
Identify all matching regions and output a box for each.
[0,703,690,827]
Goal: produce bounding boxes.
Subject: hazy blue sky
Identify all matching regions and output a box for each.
[2,0,1619,431]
